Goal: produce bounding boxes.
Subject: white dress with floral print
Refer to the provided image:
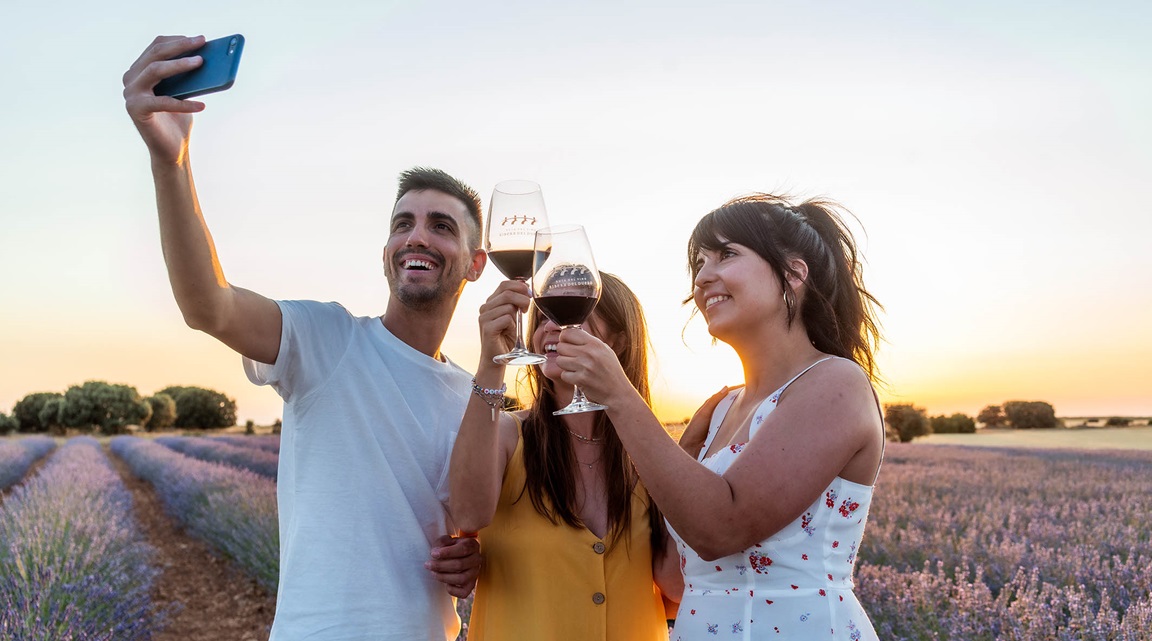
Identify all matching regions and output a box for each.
[668,359,880,640]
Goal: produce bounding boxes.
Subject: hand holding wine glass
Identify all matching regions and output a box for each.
[532,224,606,415]
[485,180,550,365]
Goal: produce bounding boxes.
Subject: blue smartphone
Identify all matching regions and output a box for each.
[155,34,245,99]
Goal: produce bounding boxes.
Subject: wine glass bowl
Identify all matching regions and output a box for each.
[532,225,607,415]
[486,180,550,365]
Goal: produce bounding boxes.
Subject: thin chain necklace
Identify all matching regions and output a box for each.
[567,428,604,443]
[575,452,603,469]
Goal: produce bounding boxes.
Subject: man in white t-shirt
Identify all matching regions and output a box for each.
[124,36,486,640]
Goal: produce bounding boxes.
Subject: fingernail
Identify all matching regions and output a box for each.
[424,561,431,569]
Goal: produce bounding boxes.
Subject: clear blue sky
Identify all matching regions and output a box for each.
[2,0,1150,423]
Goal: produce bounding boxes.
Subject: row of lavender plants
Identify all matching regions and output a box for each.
[110,436,279,592]
[0,437,162,640]
[856,444,1152,639]
[0,436,57,491]
[155,435,278,479]
[209,434,281,454]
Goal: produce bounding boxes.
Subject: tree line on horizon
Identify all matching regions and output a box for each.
[3,385,1142,443]
[0,381,238,435]
[881,400,1121,443]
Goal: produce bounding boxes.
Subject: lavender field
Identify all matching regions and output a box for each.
[857,444,1152,639]
[0,437,162,640]
[110,436,279,592]
[2,434,1150,639]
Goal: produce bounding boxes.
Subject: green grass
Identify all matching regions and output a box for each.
[918,426,1152,451]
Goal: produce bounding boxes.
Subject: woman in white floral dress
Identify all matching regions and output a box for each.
[556,194,884,640]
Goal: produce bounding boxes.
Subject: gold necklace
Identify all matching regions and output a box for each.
[568,428,604,443]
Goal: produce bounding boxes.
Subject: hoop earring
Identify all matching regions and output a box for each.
[783,287,796,317]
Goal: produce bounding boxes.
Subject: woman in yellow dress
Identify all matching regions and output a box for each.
[450,272,684,641]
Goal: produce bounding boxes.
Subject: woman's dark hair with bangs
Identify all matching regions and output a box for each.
[687,194,883,380]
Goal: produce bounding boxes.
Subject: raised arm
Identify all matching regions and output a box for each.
[557,329,882,561]
[447,280,529,532]
[123,36,281,364]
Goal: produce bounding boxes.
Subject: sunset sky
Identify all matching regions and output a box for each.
[2,1,1149,425]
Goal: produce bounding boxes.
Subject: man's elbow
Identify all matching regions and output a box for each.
[177,299,227,334]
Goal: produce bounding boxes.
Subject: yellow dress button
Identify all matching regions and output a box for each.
[592,592,605,605]
[592,541,606,554]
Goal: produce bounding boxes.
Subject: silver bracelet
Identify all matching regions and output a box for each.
[471,378,507,420]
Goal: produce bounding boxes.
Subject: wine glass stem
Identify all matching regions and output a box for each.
[512,309,527,353]
[570,384,591,407]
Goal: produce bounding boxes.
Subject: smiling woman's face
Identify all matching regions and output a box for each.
[529,306,610,383]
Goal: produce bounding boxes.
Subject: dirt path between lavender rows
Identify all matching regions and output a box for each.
[107,446,276,641]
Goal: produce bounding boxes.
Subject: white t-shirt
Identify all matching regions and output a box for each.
[244,300,470,641]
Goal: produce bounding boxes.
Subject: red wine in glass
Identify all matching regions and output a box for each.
[534,295,598,327]
[532,225,606,415]
[487,249,550,281]
[485,181,550,365]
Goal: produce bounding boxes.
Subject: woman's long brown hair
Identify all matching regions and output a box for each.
[519,272,665,549]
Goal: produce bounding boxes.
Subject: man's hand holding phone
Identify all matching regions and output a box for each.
[122,35,244,165]
[123,36,208,164]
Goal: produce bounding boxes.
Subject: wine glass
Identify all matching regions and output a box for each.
[486,180,551,365]
[531,224,606,415]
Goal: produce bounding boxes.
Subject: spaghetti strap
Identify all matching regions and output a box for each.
[776,355,837,396]
[697,389,741,462]
[746,356,839,441]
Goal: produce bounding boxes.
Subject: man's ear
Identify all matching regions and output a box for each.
[466,249,487,282]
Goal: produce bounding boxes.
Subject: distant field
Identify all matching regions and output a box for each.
[664,424,1152,451]
[919,426,1152,451]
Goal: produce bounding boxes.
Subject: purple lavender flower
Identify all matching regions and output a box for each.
[110,436,278,592]
[0,436,57,491]
[856,444,1152,639]
[0,436,163,640]
[155,435,278,479]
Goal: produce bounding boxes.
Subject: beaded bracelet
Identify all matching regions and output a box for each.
[471,378,507,421]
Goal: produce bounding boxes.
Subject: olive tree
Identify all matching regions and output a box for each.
[977,405,1006,428]
[884,403,929,443]
[930,413,976,434]
[11,392,64,433]
[58,381,152,434]
[159,385,237,429]
[1002,400,1059,429]
[145,393,178,431]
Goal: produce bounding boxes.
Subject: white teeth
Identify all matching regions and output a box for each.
[545,344,558,353]
[705,295,730,309]
[403,259,434,270]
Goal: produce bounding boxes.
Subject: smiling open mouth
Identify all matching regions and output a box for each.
[402,259,435,271]
[705,295,730,309]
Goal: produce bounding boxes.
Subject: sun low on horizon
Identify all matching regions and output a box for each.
[1,1,1150,426]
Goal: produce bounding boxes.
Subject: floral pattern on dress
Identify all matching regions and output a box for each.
[749,552,773,574]
[670,367,880,640]
[801,512,816,536]
[838,499,860,518]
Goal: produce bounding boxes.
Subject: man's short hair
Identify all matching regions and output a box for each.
[395,167,484,249]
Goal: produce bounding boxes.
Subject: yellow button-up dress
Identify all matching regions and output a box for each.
[466,433,669,641]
